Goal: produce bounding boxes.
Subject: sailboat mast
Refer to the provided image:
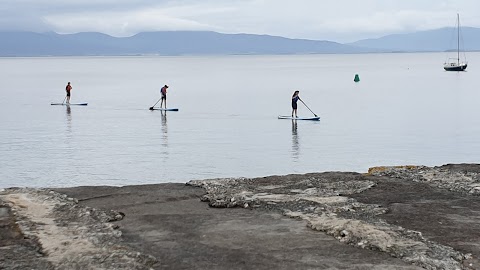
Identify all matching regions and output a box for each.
[457,13,460,65]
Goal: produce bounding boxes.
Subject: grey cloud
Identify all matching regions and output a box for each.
[1,0,480,42]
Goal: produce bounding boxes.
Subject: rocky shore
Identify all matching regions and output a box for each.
[1,164,480,269]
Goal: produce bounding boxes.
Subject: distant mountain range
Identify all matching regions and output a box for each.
[1,28,480,57]
[0,31,369,56]
[349,27,480,52]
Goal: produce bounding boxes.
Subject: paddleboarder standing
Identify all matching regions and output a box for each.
[292,90,300,118]
[65,82,72,104]
[160,85,169,108]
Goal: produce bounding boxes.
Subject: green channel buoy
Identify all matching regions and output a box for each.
[354,74,360,82]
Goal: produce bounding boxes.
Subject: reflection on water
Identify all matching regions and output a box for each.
[66,105,71,120]
[160,111,168,150]
[291,120,299,161]
[65,105,72,138]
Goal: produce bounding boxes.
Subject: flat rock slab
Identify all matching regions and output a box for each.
[186,166,480,269]
[56,183,419,270]
[351,172,480,259]
[3,163,480,269]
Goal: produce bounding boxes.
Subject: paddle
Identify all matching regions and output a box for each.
[61,96,67,105]
[299,98,318,117]
[149,98,161,110]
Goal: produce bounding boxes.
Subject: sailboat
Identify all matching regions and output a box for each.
[444,13,468,71]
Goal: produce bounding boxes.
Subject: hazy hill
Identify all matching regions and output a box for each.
[349,27,480,52]
[3,28,480,57]
[0,31,370,57]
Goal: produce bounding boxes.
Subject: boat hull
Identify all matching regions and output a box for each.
[444,63,467,71]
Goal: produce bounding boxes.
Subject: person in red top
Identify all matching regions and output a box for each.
[160,85,169,108]
[65,82,72,104]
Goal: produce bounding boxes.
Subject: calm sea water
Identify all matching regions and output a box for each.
[1,53,480,188]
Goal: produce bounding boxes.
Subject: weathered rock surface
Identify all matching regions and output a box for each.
[188,165,480,269]
[0,188,156,270]
[54,183,419,270]
[2,164,480,269]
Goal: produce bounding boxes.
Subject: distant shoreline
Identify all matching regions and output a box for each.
[1,50,479,58]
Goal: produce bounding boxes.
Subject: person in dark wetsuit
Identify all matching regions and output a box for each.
[65,82,72,104]
[160,85,169,108]
[291,90,300,117]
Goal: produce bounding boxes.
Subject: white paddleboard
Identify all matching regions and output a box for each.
[278,115,320,121]
[150,108,179,111]
[51,103,88,106]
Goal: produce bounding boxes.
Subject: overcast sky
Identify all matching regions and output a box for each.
[1,0,479,42]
